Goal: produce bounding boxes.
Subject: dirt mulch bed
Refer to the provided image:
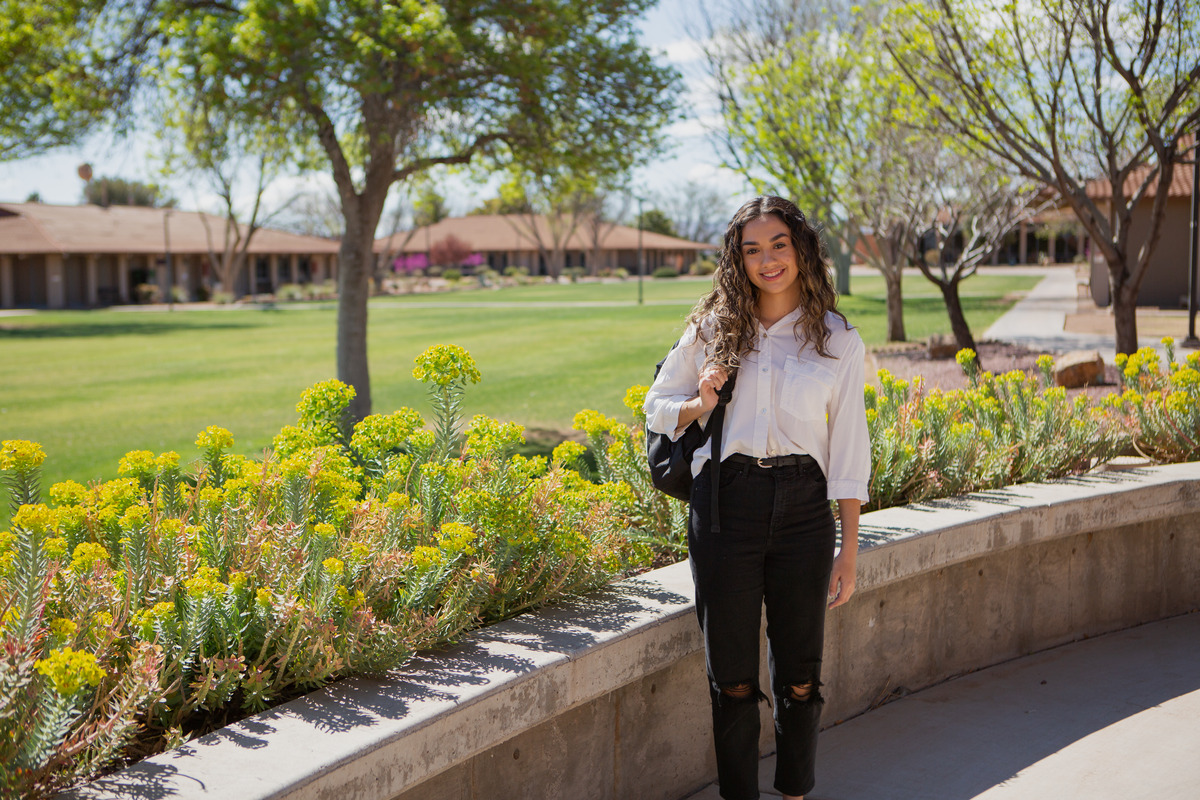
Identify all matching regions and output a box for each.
[867,341,1123,402]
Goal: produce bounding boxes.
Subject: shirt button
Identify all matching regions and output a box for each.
[761,367,768,373]
[761,408,767,414]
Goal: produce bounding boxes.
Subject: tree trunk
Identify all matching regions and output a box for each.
[884,269,906,342]
[1111,279,1140,356]
[337,209,376,421]
[940,280,976,352]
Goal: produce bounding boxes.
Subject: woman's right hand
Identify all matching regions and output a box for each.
[696,365,730,413]
[674,365,730,434]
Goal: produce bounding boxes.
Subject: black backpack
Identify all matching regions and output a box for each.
[646,341,737,532]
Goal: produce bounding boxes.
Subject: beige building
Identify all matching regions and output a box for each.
[0,202,341,309]
[1083,161,1197,308]
[373,214,714,275]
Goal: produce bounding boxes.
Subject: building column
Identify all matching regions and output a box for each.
[269,254,280,290]
[290,254,299,284]
[46,253,65,309]
[0,254,13,308]
[86,254,100,306]
[329,255,338,282]
[156,255,169,301]
[1017,221,1028,265]
[1047,229,1057,264]
[117,254,130,303]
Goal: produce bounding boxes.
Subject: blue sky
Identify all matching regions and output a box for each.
[0,0,748,227]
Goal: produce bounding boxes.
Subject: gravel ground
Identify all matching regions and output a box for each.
[868,340,1123,402]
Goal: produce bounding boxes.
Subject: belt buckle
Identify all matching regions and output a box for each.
[756,457,771,468]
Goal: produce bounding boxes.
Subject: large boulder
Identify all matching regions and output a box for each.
[926,333,959,359]
[1054,350,1105,388]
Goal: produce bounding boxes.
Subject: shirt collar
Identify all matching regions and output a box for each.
[757,304,803,335]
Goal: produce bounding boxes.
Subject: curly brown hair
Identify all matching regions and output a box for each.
[686,196,848,368]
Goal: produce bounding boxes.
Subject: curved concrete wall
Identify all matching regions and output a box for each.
[67,463,1200,800]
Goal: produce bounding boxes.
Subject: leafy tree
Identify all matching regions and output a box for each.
[160,0,677,420]
[0,0,154,160]
[83,176,176,208]
[889,0,1200,355]
[579,188,632,275]
[469,182,533,215]
[412,182,450,228]
[700,1,917,338]
[155,90,311,296]
[637,208,677,237]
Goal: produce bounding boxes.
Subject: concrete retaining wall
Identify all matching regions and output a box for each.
[68,463,1200,800]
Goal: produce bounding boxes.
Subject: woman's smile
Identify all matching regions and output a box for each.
[741,214,802,314]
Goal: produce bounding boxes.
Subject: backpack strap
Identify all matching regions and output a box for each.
[705,372,737,534]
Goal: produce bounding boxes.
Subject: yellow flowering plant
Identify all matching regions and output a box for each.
[0,346,646,796]
[1106,338,1200,462]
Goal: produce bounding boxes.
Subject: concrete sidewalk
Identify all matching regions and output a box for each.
[684,612,1200,800]
[982,266,1198,360]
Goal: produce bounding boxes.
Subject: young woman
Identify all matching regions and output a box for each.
[643,196,869,800]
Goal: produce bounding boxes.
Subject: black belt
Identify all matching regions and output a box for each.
[724,453,816,469]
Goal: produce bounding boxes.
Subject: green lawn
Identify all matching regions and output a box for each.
[0,272,1038,495]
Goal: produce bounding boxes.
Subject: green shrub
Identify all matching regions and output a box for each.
[0,346,646,797]
[503,265,529,278]
[689,258,717,276]
[1103,338,1200,463]
[565,267,585,282]
[651,266,678,279]
[556,386,685,561]
[442,268,462,283]
[865,349,1123,510]
[169,286,189,303]
[614,267,629,280]
[210,290,235,305]
[276,283,306,302]
[135,283,160,304]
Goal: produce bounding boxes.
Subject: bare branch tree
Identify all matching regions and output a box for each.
[888,0,1200,354]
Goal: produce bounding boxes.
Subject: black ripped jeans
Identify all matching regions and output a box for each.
[688,456,837,800]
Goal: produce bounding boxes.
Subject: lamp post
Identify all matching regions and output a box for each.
[636,195,645,305]
[1183,126,1199,348]
[163,209,174,311]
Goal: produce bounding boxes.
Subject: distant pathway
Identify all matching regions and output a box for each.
[983,266,1198,360]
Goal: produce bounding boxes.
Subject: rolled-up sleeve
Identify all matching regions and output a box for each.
[644,326,703,441]
[825,333,870,502]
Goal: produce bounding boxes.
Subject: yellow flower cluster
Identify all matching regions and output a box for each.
[412,344,481,387]
[12,504,59,536]
[35,647,105,697]
[437,522,477,555]
[195,426,235,451]
[0,439,45,472]
[184,566,229,599]
[49,480,89,506]
[70,542,109,574]
[463,415,525,457]
[623,385,649,419]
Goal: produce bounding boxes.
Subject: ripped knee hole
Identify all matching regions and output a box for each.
[788,682,814,701]
[719,682,755,700]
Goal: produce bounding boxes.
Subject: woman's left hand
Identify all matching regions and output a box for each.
[827,550,857,609]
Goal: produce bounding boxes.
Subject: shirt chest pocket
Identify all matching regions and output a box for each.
[780,355,836,420]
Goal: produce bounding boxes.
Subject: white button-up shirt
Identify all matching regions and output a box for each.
[644,308,870,502]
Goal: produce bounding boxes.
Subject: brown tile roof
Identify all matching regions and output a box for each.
[1085,159,1194,201]
[0,202,341,256]
[372,214,715,254]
